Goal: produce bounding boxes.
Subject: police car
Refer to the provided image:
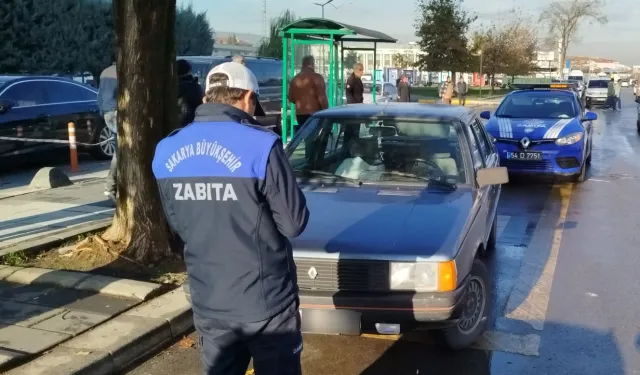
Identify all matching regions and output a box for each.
[480,83,597,182]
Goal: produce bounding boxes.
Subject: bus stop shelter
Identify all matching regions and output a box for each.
[279,18,396,142]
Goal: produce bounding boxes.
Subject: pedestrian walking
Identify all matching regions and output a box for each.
[397,76,411,102]
[606,78,616,110]
[176,59,204,127]
[440,76,454,105]
[152,61,309,375]
[345,63,364,104]
[614,78,622,110]
[287,55,328,132]
[97,62,118,204]
[456,77,468,106]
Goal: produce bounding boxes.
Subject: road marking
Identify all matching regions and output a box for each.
[472,331,540,356]
[502,184,574,331]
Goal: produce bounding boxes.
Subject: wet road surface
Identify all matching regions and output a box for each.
[125,90,640,375]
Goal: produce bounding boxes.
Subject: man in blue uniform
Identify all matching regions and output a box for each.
[152,62,309,375]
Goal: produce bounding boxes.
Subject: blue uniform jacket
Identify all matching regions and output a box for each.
[152,103,309,323]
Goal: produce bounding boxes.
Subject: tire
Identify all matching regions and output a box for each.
[586,141,592,165]
[89,122,116,160]
[574,160,587,183]
[637,120,640,133]
[481,215,497,257]
[440,259,490,350]
[585,99,591,109]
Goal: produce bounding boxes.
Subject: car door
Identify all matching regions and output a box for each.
[42,80,99,146]
[470,117,500,231]
[0,81,51,156]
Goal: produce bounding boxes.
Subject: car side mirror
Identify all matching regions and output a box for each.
[477,167,509,187]
[583,111,598,121]
[479,111,490,120]
[0,99,15,114]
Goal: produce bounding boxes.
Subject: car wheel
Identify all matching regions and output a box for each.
[637,120,640,133]
[481,215,497,257]
[585,100,591,109]
[586,141,592,165]
[574,160,587,183]
[440,259,490,350]
[89,123,116,160]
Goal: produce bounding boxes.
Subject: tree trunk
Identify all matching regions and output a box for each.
[102,0,177,264]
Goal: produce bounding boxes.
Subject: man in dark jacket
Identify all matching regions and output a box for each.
[152,62,309,375]
[345,63,364,103]
[98,62,118,203]
[397,76,411,102]
[176,59,204,127]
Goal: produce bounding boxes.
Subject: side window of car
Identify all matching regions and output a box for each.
[247,62,267,86]
[46,82,96,103]
[465,123,484,169]
[325,124,345,156]
[1,82,48,107]
[471,119,493,161]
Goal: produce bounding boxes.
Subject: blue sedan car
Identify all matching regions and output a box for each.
[480,83,597,182]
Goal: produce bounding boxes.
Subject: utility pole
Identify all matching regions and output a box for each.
[313,0,334,18]
[262,0,267,37]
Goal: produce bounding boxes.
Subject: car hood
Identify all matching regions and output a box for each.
[485,117,583,139]
[291,186,474,261]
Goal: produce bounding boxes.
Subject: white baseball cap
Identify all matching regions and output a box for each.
[205,62,265,116]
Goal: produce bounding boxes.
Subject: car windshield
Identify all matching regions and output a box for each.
[495,92,577,119]
[588,80,609,88]
[286,117,466,186]
[567,76,583,82]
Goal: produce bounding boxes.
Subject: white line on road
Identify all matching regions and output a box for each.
[502,184,574,331]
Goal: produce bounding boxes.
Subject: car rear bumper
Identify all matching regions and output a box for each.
[585,96,607,103]
[298,278,469,335]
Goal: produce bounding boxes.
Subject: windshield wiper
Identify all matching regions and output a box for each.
[383,171,457,191]
[296,170,362,184]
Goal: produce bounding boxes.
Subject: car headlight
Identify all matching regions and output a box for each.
[389,262,456,292]
[555,132,583,146]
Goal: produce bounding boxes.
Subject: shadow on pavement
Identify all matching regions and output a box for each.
[359,321,624,375]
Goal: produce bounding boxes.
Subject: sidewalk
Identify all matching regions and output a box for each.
[0,180,113,256]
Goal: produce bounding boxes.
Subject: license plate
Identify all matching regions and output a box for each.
[507,151,542,160]
[300,309,362,335]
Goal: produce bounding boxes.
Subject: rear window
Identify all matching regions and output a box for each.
[496,92,577,119]
[588,80,609,88]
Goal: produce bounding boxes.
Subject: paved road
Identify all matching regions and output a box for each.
[129,90,640,374]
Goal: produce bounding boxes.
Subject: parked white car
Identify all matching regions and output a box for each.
[584,78,609,108]
[362,81,398,103]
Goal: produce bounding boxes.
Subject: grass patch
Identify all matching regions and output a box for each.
[411,86,511,98]
[0,250,33,267]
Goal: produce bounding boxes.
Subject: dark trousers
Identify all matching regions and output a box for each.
[195,301,303,375]
[105,134,117,195]
[295,114,311,135]
[458,94,467,106]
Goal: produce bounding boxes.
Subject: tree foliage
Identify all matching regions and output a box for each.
[392,53,412,69]
[344,51,359,68]
[257,10,297,58]
[0,0,213,77]
[470,15,538,85]
[175,4,214,56]
[540,0,607,79]
[414,0,476,74]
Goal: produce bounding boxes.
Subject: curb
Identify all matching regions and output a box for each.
[0,265,163,301]
[5,289,194,375]
[0,218,112,257]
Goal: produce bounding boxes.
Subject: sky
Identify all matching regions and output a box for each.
[187,0,639,65]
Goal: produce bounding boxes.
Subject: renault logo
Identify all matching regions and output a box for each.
[520,137,531,149]
[308,267,318,280]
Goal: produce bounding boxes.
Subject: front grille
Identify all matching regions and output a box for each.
[295,258,390,292]
[501,160,552,171]
[556,157,580,169]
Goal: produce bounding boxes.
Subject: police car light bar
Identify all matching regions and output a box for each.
[511,82,578,90]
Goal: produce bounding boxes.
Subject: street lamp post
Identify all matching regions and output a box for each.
[479,50,483,99]
[313,0,334,18]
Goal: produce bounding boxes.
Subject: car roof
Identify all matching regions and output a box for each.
[313,103,475,122]
[507,89,576,97]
